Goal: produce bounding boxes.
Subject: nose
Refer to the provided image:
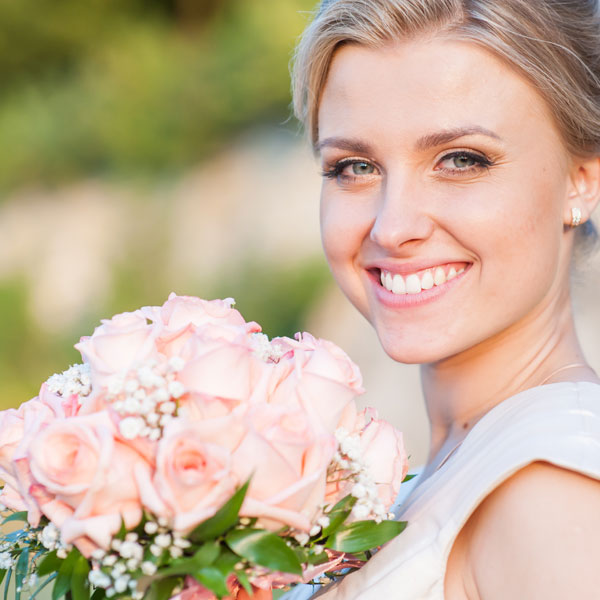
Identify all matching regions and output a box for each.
[369,174,435,250]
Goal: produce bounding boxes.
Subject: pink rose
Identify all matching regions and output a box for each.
[142,294,260,358]
[233,404,336,532]
[28,411,151,550]
[277,333,363,392]
[144,294,249,331]
[0,394,62,525]
[75,311,156,388]
[136,419,238,533]
[0,408,24,492]
[177,335,264,404]
[359,418,409,509]
[268,334,364,434]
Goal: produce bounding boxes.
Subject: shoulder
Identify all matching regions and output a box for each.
[462,461,600,599]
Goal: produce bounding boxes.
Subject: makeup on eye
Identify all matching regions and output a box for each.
[434,150,494,175]
[320,148,494,183]
[320,157,380,182]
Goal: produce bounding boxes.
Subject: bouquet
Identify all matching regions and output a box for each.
[0,294,410,599]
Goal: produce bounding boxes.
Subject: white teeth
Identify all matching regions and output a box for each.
[381,265,465,295]
[392,274,406,294]
[433,267,446,286]
[420,270,434,290]
[405,274,422,294]
[385,271,393,290]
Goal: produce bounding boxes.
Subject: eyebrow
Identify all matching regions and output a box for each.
[414,126,502,151]
[315,126,502,155]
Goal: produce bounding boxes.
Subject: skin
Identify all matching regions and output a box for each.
[316,37,600,599]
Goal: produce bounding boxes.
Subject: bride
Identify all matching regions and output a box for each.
[277,0,600,598]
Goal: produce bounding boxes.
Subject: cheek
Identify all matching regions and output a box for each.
[320,191,372,265]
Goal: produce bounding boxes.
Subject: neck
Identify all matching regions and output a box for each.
[420,288,590,468]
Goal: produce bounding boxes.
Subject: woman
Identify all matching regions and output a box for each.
[285,0,600,598]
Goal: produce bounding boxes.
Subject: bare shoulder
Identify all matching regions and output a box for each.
[459,461,600,599]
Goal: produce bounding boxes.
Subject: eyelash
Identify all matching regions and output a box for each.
[321,151,493,182]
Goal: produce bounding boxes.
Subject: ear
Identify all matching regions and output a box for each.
[565,156,600,226]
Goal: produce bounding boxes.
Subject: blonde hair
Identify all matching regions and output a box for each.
[292,0,600,242]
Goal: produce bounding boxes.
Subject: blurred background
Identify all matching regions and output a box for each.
[1,0,599,467]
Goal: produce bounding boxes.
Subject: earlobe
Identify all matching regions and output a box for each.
[565,157,600,227]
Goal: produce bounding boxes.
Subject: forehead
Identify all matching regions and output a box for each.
[317,38,562,150]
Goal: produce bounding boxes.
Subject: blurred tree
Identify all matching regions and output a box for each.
[0,0,315,192]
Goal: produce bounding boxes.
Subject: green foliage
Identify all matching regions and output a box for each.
[1,512,28,525]
[325,520,408,554]
[0,278,81,410]
[190,481,250,543]
[225,529,302,576]
[37,551,61,577]
[52,548,82,600]
[318,495,357,540]
[0,0,315,192]
[145,577,180,600]
[14,549,29,600]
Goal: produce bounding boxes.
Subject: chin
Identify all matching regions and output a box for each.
[375,328,452,365]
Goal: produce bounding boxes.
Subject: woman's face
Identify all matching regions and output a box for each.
[317,38,576,364]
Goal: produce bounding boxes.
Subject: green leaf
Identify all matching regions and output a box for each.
[225,529,302,576]
[30,574,57,599]
[293,545,310,565]
[157,542,220,577]
[52,548,80,600]
[190,481,250,543]
[115,518,128,541]
[0,570,6,588]
[235,569,252,596]
[1,511,28,525]
[37,551,61,577]
[145,577,180,600]
[326,520,407,554]
[320,495,357,539]
[213,550,239,576]
[3,568,12,600]
[195,566,230,599]
[70,554,90,600]
[402,473,418,483]
[14,549,29,600]
[90,588,106,600]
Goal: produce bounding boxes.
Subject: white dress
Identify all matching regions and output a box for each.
[285,381,600,600]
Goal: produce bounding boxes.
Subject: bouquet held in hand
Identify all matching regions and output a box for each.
[0,294,410,599]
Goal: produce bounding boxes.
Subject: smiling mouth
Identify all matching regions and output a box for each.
[377,263,469,295]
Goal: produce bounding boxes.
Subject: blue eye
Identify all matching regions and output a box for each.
[451,155,476,168]
[321,158,378,181]
[437,151,492,173]
[351,162,375,175]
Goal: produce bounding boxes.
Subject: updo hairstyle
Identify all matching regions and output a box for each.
[292,0,600,246]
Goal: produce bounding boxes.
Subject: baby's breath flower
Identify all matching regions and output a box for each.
[0,552,13,569]
[144,521,159,535]
[141,561,157,576]
[89,570,112,589]
[114,575,131,593]
[154,533,171,548]
[102,554,118,567]
[294,533,310,546]
[316,516,330,529]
